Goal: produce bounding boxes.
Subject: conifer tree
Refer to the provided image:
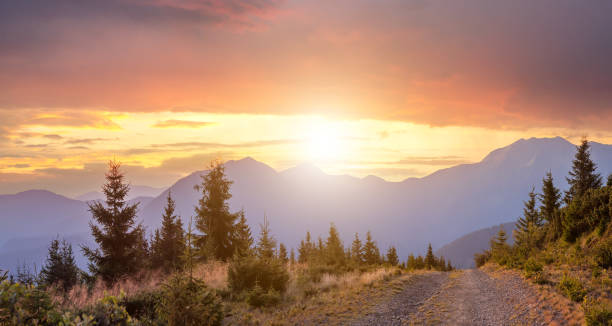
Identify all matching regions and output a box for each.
[539,172,562,237]
[278,243,289,263]
[386,246,399,266]
[82,160,147,284]
[416,255,425,269]
[351,233,363,265]
[565,138,602,202]
[446,260,453,271]
[515,189,543,249]
[406,254,416,270]
[256,216,276,260]
[194,161,238,261]
[232,211,253,257]
[607,174,612,187]
[290,248,296,265]
[151,192,186,273]
[40,238,79,292]
[325,223,345,266]
[424,243,436,269]
[363,231,380,265]
[438,256,446,271]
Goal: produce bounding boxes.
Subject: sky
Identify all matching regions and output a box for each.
[1,0,612,197]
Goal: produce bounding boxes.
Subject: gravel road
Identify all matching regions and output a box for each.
[351,269,571,326]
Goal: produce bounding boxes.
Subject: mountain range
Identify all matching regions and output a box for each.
[2,137,611,273]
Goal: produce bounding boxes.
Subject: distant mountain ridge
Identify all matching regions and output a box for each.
[436,222,516,269]
[2,137,612,272]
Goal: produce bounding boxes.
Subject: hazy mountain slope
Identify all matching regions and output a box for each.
[436,222,516,269]
[3,137,612,272]
[138,137,611,260]
[0,191,152,272]
[75,185,165,201]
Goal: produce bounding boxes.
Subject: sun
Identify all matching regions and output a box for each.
[306,121,344,162]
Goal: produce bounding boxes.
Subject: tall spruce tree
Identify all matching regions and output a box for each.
[256,216,276,260]
[151,192,186,273]
[82,160,147,284]
[278,243,288,263]
[194,161,239,261]
[325,223,345,266]
[539,172,562,238]
[565,138,602,203]
[40,238,79,292]
[232,211,253,257]
[515,188,543,249]
[350,233,363,265]
[290,248,296,265]
[363,231,380,265]
[386,246,399,266]
[424,243,436,269]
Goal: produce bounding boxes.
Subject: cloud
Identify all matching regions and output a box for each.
[43,134,63,140]
[152,139,302,149]
[64,138,116,145]
[392,156,470,166]
[153,119,215,128]
[0,0,611,130]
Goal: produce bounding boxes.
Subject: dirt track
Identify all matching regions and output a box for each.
[352,269,572,326]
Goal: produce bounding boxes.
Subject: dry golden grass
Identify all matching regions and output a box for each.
[225,266,409,326]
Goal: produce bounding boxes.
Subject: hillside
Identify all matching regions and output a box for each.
[3,137,612,272]
[436,222,516,268]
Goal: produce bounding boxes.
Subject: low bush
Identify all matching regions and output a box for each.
[474,251,491,268]
[523,258,543,278]
[594,239,612,269]
[156,274,223,326]
[583,298,612,326]
[558,273,587,302]
[228,256,289,294]
[119,289,162,323]
[0,281,60,325]
[88,295,136,326]
[246,285,281,308]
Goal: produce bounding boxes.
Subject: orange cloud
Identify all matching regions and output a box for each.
[153,119,215,128]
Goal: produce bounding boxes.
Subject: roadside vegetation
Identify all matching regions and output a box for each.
[0,160,452,325]
[476,138,612,325]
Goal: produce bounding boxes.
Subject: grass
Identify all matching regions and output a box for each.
[46,262,408,325]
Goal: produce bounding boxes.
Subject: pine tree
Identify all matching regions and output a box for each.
[279,243,289,263]
[607,174,612,187]
[325,223,345,266]
[446,260,453,271]
[151,192,186,273]
[424,243,436,269]
[256,216,276,260]
[438,256,446,271]
[406,254,416,270]
[515,188,543,249]
[194,161,238,261]
[416,255,425,269]
[363,231,380,265]
[565,138,602,203]
[539,172,562,238]
[40,238,79,292]
[290,248,296,265]
[351,233,363,265]
[232,210,253,257]
[82,160,148,284]
[386,246,399,266]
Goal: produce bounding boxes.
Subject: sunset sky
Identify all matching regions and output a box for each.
[1,0,612,196]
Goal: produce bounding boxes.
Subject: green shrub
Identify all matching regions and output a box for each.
[558,274,587,302]
[523,258,543,278]
[246,285,281,308]
[228,256,289,294]
[0,281,61,325]
[583,298,612,326]
[120,289,162,323]
[156,274,223,326]
[89,295,136,326]
[595,239,612,269]
[474,251,490,268]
